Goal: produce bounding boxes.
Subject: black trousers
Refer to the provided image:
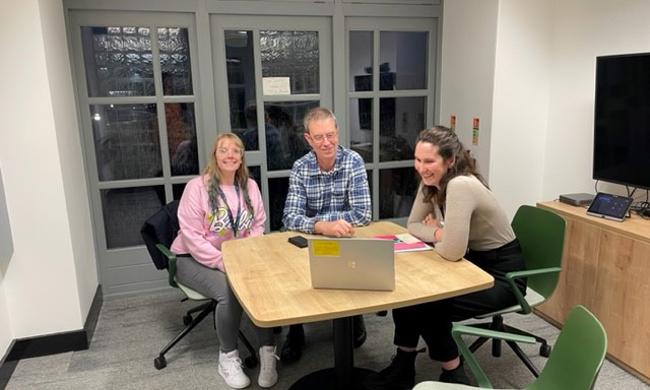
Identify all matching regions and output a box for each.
[392,239,526,362]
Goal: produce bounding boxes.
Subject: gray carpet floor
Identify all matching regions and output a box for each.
[6,290,649,389]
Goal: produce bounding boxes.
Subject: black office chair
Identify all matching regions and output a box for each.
[141,200,258,370]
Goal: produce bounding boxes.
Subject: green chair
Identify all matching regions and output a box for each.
[141,200,258,370]
[413,305,608,389]
[466,205,566,376]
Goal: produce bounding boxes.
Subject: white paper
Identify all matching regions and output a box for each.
[262,77,291,95]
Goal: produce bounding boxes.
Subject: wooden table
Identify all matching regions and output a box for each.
[222,221,494,389]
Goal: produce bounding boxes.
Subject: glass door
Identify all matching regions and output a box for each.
[70,11,202,295]
[212,15,332,231]
[347,17,438,223]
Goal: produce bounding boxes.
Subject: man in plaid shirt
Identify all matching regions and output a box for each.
[280,107,372,363]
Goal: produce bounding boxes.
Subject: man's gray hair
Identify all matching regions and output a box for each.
[303,107,338,133]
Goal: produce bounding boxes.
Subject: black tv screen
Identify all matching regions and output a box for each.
[593,53,650,189]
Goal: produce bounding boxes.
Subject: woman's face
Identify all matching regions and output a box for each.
[414,141,453,188]
[215,138,243,175]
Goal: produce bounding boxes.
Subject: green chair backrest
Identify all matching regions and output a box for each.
[511,205,565,299]
[528,305,607,390]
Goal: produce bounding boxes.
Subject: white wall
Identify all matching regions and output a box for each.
[38,0,98,326]
[543,0,650,201]
[0,0,98,348]
[489,0,552,218]
[439,0,499,180]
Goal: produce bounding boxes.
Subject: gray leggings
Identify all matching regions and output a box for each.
[176,256,274,352]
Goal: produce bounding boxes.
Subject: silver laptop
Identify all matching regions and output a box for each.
[308,238,395,291]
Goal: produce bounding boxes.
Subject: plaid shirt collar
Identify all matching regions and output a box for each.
[303,146,345,176]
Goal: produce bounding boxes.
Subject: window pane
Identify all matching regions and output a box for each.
[380,97,425,162]
[90,104,161,181]
[379,168,417,219]
[248,166,262,193]
[260,31,319,94]
[101,186,164,249]
[264,101,319,171]
[158,27,193,96]
[350,31,373,92]
[268,177,289,231]
[367,169,373,212]
[173,183,187,200]
[166,103,199,176]
[81,26,154,97]
[226,30,259,151]
[379,31,428,90]
[350,98,373,162]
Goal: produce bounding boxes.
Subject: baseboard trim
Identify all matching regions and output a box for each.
[0,285,103,388]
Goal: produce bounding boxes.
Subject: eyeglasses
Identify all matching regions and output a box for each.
[308,132,338,143]
[216,147,243,155]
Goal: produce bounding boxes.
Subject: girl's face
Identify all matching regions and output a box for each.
[414,141,453,188]
[215,138,243,175]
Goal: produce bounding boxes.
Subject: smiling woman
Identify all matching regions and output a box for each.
[369,125,528,389]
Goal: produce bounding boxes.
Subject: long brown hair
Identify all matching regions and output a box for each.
[203,133,254,215]
[417,126,487,205]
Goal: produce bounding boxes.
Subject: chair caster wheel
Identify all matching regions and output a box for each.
[540,344,551,357]
[154,356,167,370]
[183,314,192,325]
[244,356,258,368]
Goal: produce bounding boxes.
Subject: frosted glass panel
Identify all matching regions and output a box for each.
[81,26,154,97]
[158,27,193,96]
[260,31,319,94]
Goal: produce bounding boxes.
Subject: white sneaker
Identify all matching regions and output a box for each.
[258,345,279,388]
[218,349,250,389]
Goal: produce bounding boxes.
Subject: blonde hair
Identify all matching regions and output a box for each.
[203,133,254,216]
[303,107,338,133]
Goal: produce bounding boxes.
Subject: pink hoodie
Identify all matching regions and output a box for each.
[170,175,266,272]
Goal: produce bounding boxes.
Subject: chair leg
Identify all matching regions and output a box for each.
[505,340,541,377]
[490,315,503,357]
[155,301,215,369]
[186,300,213,316]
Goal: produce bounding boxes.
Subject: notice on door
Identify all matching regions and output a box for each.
[263,77,291,95]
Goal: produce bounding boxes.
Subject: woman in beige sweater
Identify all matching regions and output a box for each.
[372,126,526,389]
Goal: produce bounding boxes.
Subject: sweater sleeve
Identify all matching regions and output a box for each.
[407,184,437,242]
[177,179,224,271]
[433,177,477,261]
[248,178,266,237]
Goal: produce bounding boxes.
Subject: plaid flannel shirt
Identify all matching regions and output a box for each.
[282,146,371,233]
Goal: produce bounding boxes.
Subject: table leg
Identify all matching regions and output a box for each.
[288,317,376,390]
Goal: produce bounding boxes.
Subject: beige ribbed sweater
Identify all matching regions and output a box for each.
[407,175,515,261]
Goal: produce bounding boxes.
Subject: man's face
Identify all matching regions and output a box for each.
[305,117,339,162]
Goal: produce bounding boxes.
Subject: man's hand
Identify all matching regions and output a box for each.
[314,220,355,237]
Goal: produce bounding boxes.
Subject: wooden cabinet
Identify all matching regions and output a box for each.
[537,201,650,383]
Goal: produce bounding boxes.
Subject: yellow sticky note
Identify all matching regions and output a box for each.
[312,240,340,257]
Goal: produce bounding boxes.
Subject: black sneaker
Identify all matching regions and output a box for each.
[439,361,470,385]
[280,324,305,363]
[365,348,422,390]
[353,315,367,348]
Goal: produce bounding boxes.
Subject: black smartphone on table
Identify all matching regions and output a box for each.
[288,235,308,248]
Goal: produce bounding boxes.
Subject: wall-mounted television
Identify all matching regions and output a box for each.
[593,53,650,190]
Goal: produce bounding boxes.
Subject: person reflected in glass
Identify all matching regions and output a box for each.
[281,107,372,363]
[372,126,527,388]
[240,103,285,170]
[171,133,279,389]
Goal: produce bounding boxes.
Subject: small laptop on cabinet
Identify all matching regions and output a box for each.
[308,238,395,291]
